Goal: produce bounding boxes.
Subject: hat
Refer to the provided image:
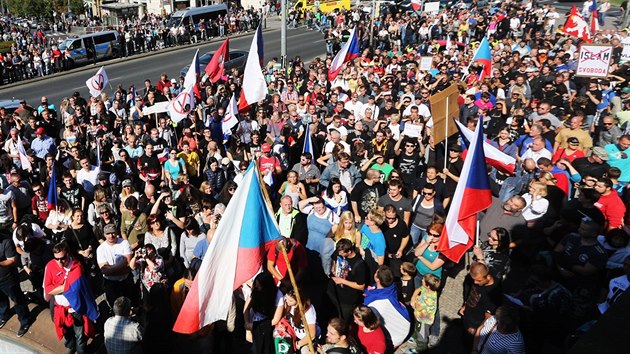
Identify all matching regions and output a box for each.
[621,87,630,94]
[221,157,231,166]
[171,78,177,84]
[35,127,45,135]
[591,147,609,161]
[98,172,108,181]
[448,144,462,152]
[261,143,271,153]
[19,99,26,104]
[103,224,117,235]
[567,137,579,144]
[122,179,133,187]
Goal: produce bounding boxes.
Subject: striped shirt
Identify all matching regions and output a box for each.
[477,316,525,354]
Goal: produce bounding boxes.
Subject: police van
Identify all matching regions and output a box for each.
[59,30,120,67]
[167,4,229,28]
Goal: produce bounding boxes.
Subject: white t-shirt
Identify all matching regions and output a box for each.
[288,305,317,340]
[97,238,132,281]
[76,166,100,194]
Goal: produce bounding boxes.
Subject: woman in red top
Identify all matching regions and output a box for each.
[353,305,386,354]
[552,137,585,163]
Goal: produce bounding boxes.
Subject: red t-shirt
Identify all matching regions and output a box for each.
[32,195,49,222]
[551,148,585,164]
[259,155,280,174]
[595,192,626,229]
[266,239,307,284]
[356,325,386,354]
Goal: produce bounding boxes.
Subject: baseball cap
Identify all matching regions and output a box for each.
[103,224,117,234]
[621,87,630,94]
[591,147,609,161]
[35,127,45,135]
[98,172,108,181]
[567,137,579,144]
[122,179,133,187]
[261,143,271,153]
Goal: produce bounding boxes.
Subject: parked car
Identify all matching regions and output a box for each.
[0,99,22,114]
[180,50,248,78]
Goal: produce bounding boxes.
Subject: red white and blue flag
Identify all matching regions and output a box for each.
[238,25,267,112]
[303,125,315,164]
[589,0,599,36]
[47,166,58,210]
[562,6,592,42]
[364,284,411,348]
[183,49,200,90]
[43,258,99,340]
[328,27,360,82]
[455,120,516,175]
[173,162,281,334]
[471,37,492,80]
[437,120,492,262]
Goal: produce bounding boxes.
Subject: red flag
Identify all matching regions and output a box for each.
[205,38,229,83]
[561,6,592,42]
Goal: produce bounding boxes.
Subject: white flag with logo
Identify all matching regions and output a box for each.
[222,93,239,136]
[168,85,195,123]
[16,136,31,170]
[85,66,109,98]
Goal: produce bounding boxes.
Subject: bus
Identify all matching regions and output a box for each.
[58,30,120,67]
[167,4,229,28]
[291,0,351,14]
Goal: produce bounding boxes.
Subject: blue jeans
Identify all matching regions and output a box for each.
[410,224,426,246]
[0,276,31,327]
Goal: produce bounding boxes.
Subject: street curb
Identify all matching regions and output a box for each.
[0,25,278,90]
[0,329,50,354]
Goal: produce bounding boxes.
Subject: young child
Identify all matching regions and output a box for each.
[410,273,440,352]
[398,261,417,304]
[608,167,623,195]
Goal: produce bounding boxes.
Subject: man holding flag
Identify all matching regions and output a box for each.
[436,120,492,263]
[44,242,99,353]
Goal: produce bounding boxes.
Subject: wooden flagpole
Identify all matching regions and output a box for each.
[278,241,316,354]
[254,160,315,354]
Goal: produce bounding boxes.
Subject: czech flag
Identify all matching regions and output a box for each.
[471,37,492,80]
[205,38,230,83]
[47,166,58,210]
[455,120,516,175]
[589,0,599,36]
[437,120,492,262]
[173,162,281,334]
[238,24,267,112]
[303,125,315,164]
[364,284,411,348]
[328,27,360,82]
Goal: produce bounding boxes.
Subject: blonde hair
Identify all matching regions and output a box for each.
[367,208,385,226]
[538,172,557,185]
[530,181,548,197]
[333,211,356,242]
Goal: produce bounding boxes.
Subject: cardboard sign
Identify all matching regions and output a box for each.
[428,83,460,144]
[576,45,612,78]
[419,57,433,71]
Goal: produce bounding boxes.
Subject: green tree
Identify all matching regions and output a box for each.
[7,0,52,17]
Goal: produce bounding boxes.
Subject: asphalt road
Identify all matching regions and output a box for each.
[0,27,326,108]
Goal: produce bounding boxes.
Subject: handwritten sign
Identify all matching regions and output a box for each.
[576,45,612,78]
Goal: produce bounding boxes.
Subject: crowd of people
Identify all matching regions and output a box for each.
[0,0,629,353]
[0,6,265,84]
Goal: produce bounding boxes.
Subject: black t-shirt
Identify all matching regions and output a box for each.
[329,250,368,305]
[60,184,85,209]
[0,237,18,281]
[463,281,501,330]
[138,154,162,177]
[350,181,386,218]
[396,152,423,189]
[148,138,168,155]
[571,157,610,179]
[382,219,409,255]
[416,178,446,202]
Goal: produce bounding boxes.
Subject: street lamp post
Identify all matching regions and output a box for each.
[281,0,287,71]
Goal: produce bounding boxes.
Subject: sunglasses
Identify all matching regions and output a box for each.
[428,232,441,237]
[386,216,397,221]
[33,189,41,192]
[54,255,67,261]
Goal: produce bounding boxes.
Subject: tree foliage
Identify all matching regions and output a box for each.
[7,0,85,18]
